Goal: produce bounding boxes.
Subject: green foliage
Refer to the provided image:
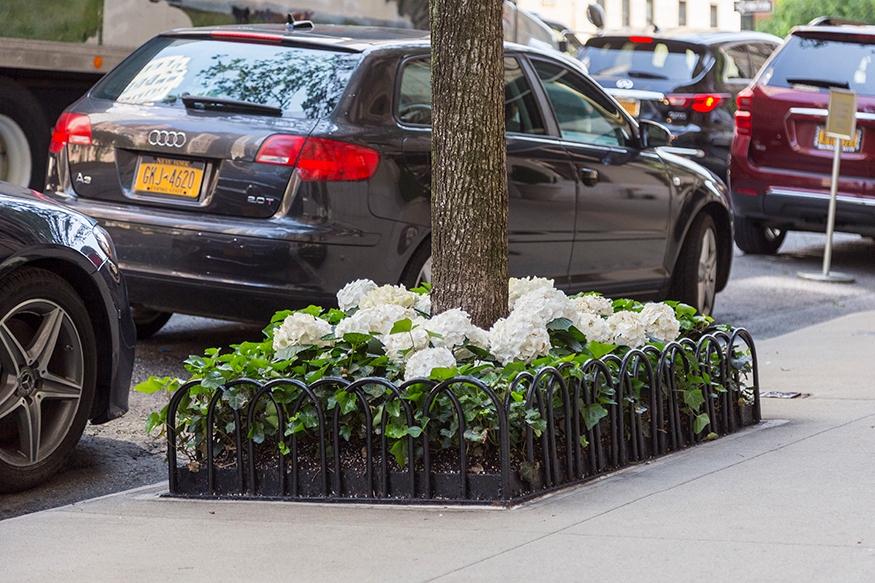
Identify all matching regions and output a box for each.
[1,0,102,43]
[135,301,752,470]
[756,0,875,37]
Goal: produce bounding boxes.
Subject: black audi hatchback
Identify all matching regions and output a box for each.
[45,24,733,337]
[579,30,781,179]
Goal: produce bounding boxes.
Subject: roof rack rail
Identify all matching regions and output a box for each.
[807,16,869,27]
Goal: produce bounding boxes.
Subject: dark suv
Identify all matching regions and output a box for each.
[730,20,875,254]
[579,30,781,179]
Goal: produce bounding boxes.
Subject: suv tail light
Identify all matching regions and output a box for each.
[666,94,726,113]
[734,88,754,136]
[49,113,92,154]
[256,135,380,181]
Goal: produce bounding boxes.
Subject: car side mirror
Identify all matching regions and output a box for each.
[586,4,605,30]
[640,119,672,149]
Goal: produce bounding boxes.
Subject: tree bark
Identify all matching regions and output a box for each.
[430,0,508,329]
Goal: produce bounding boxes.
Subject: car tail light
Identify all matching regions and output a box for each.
[666,94,725,113]
[49,113,92,153]
[734,88,754,136]
[256,135,380,181]
[255,135,306,166]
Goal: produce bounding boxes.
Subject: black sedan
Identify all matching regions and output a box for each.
[43,24,733,338]
[0,182,136,492]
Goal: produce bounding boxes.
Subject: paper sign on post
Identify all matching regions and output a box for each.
[826,88,857,140]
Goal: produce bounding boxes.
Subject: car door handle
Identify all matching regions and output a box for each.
[579,168,599,187]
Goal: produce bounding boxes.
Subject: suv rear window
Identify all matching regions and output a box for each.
[581,38,709,81]
[91,37,362,118]
[759,32,875,94]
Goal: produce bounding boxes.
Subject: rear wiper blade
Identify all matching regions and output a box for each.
[180,93,283,117]
[785,78,850,90]
[626,70,669,80]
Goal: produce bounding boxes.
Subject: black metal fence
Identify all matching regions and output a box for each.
[165,327,759,505]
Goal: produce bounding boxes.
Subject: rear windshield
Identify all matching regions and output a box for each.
[91,37,362,119]
[759,32,875,95]
[580,38,709,81]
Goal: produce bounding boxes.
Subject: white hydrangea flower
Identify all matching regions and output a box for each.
[272,312,334,351]
[606,310,647,348]
[413,292,431,315]
[508,276,555,311]
[571,294,614,317]
[383,317,431,365]
[574,312,613,344]
[638,302,681,343]
[334,304,416,339]
[488,311,551,366]
[423,308,486,350]
[404,347,457,381]
[336,279,378,312]
[511,287,578,325]
[358,284,419,310]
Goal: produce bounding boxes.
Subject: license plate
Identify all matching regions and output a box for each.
[615,97,640,118]
[814,126,862,153]
[133,156,205,198]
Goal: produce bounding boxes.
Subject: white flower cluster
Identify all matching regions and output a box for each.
[404,347,456,381]
[272,278,684,380]
[272,313,334,352]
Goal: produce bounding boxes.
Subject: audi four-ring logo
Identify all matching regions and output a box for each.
[148,130,187,147]
[616,79,634,89]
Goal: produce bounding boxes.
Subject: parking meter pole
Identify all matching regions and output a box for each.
[822,143,842,277]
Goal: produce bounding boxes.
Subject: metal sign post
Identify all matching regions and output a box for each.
[799,88,857,284]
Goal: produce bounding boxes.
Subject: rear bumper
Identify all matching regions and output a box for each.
[730,146,875,236]
[45,197,425,322]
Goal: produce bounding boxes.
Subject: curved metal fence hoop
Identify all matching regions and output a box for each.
[532,367,573,487]
[261,377,328,497]
[577,357,617,475]
[246,382,286,496]
[694,333,727,435]
[658,342,693,450]
[359,377,419,498]
[206,378,262,495]
[166,378,212,493]
[421,376,508,500]
[728,327,761,423]
[618,348,656,463]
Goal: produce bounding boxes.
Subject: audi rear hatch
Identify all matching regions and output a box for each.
[51,34,364,219]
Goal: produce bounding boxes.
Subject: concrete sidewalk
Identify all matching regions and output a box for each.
[2,313,874,583]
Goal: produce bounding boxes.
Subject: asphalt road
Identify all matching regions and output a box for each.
[3,230,875,519]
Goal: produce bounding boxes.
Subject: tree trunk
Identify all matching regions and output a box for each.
[430,0,508,329]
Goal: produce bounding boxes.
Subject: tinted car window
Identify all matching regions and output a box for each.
[581,39,707,81]
[722,44,752,80]
[532,59,631,146]
[759,33,875,94]
[397,56,545,134]
[91,37,362,118]
[747,42,775,74]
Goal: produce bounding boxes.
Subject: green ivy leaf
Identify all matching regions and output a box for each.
[342,332,371,345]
[586,341,618,359]
[201,370,226,390]
[583,403,608,430]
[429,366,457,381]
[389,318,413,334]
[684,388,706,411]
[693,412,710,434]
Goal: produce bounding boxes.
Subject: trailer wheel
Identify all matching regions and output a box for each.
[0,79,49,190]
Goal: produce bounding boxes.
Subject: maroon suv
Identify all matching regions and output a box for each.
[729,20,875,254]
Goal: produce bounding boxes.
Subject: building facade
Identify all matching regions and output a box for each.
[517,0,743,36]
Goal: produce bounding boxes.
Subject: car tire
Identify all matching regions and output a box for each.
[0,79,49,190]
[399,240,432,290]
[670,213,718,316]
[0,267,97,493]
[132,306,173,339]
[734,215,786,255]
